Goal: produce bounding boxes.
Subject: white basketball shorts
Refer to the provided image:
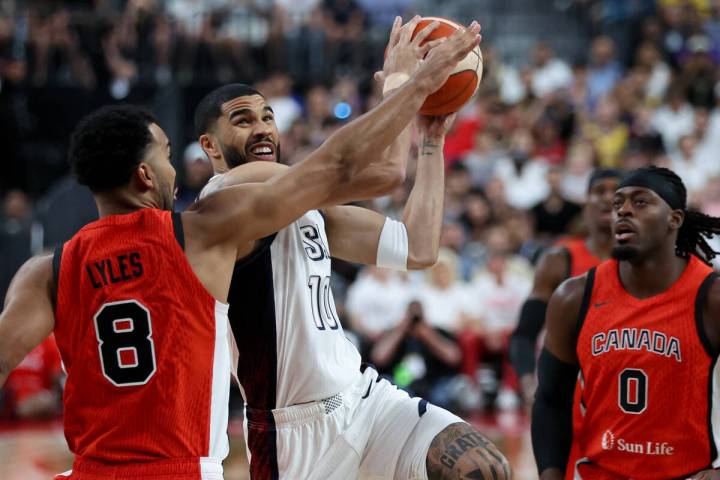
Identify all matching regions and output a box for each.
[243,366,464,479]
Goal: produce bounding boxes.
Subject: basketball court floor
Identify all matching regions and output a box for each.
[0,411,537,479]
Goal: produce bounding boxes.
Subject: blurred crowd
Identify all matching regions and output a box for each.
[3,0,720,420]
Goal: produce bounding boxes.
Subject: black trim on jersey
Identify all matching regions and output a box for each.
[51,244,63,308]
[418,398,428,417]
[561,247,572,280]
[575,267,596,338]
[235,234,277,269]
[695,272,719,358]
[228,232,280,478]
[171,212,185,250]
[696,272,720,468]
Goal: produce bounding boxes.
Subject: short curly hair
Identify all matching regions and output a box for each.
[69,105,158,192]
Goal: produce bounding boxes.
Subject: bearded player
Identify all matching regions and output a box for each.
[195,17,510,480]
[533,166,720,480]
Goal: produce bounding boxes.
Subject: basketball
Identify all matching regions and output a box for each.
[412,17,483,116]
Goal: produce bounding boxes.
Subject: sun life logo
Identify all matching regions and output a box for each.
[602,430,615,451]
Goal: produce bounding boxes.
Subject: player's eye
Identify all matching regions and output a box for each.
[612,198,623,209]
[235,117,251,126]
[263,115,274,122]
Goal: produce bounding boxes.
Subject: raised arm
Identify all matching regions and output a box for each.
[0,255,56,388]
[531,274,586,480]
[324,114,452,269]
[189,21,482,250]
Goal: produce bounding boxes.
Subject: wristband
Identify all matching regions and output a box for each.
[382,73,410,95]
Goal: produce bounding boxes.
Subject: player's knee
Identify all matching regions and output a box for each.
[425,422,511,480]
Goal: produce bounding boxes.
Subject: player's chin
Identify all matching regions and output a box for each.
[611,244,640,261]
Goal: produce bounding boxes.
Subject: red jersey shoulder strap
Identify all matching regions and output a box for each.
[575,267,597,339]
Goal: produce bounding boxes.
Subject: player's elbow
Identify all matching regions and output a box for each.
[407,247,438,270]
[375,166,405,194]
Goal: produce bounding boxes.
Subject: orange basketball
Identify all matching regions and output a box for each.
[412,17,483,116]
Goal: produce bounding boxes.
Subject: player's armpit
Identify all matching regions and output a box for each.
[425,421,511,480]
[0,255,55,387]
[702,275,720,353]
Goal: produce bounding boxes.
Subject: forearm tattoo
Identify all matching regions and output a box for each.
[426,422,511,480]
[421,137,440,156]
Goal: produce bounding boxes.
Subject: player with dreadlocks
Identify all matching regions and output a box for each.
[532,166,720,480]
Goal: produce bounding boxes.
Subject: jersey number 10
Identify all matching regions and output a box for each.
[308,275,339,330]
[93,300,157,387]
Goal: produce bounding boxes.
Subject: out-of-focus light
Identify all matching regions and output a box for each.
[334,102,352,119]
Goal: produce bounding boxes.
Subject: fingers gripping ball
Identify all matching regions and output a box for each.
[413,17,483,116]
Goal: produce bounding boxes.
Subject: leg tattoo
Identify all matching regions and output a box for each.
[426,422,511,480]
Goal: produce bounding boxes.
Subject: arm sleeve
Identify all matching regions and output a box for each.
[531,348,578,475]
[509,299,548,376]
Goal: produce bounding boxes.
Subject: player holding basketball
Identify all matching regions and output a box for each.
[533,166,720,480]
[195,17,509,480]
[510,169,622,402]
[0,24,475,478]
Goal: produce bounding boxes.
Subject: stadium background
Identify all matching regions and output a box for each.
[2,0,720,478]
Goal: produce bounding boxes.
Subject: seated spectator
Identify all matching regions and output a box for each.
[415,248,470,333]
[175,142,213,212]
[345,266,409,344]
[586,36,623,109]
[370,300,462,410]
[493,128,549,210]
[458,245,531,410]
[531,166,583,241]
[651,82,695,154]
[582,94,629,168]
[1,336,62,420]
[562,139,595,204]
[530,42,574,99]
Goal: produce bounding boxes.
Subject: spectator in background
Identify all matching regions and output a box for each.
[493,128,549,210]
[370,300,462,411]
[273,0,325,83]
[530,42,574,99]
[561,139,595,203]
[459,244,531,410]
[634,41,671,105]
[415,248,470,333]
[345,266,409,345]
[583,94,628,167]
[258,72,302,133]
[0,190,34,306]
[652,82,695,154]
[531,166,582,240]
[1,336,62,419]
[322,0,365,75]
[667,134,708,200]
[175,142,213,211]
[586,36,623,109]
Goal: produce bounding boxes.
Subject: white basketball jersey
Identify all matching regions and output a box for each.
[200,174,362,409]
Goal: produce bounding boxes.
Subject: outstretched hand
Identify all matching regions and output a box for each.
[376,16,443,89]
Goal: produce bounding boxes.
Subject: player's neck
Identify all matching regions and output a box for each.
[587,229,613,259]
[618,249,688,299]
[95,191,161,218]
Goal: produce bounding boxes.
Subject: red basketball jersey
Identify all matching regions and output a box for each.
[572,255,717,479]
[54,209,230,478]
[556,237,602,278]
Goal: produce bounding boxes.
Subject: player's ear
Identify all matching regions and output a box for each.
[200,134,222,162]
[670,208,684,231]
[134,162,154,191]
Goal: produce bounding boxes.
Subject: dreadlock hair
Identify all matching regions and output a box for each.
[648,166,720,264]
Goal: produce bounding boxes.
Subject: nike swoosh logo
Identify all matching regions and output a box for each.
[594,302,609,308]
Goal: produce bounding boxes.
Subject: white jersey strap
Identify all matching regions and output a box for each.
[376,217,408,271]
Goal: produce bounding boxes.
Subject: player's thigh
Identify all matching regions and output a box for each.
[423,420,511,480]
